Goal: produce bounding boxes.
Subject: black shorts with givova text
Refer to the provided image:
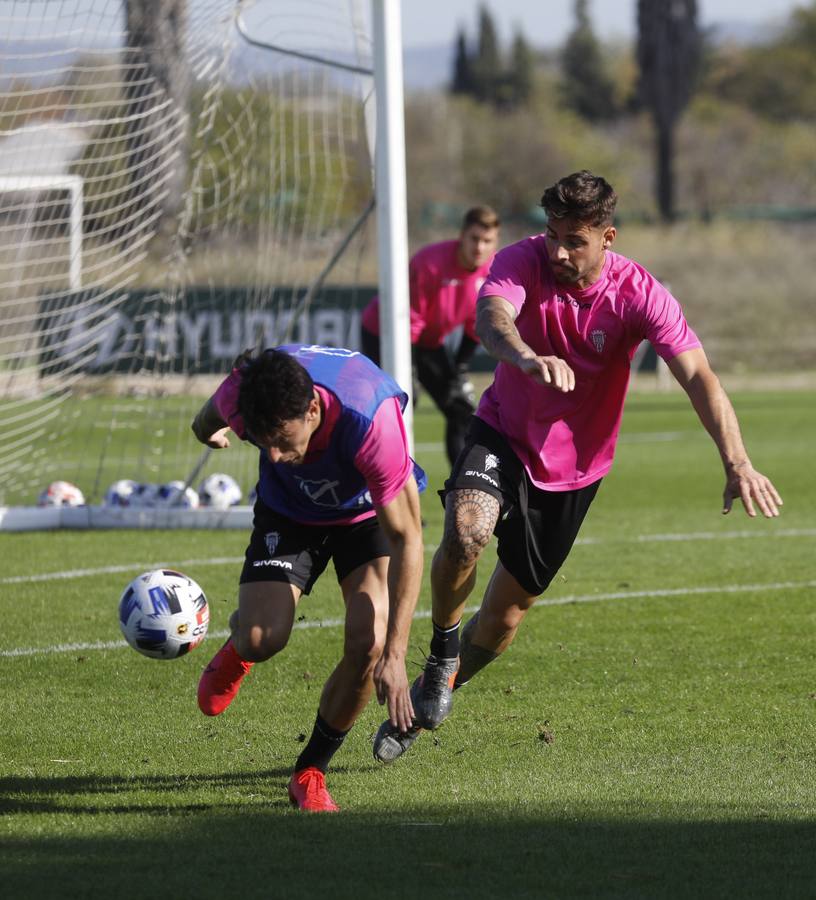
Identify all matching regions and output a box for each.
[240,499,390,594]
[440,417,601,596]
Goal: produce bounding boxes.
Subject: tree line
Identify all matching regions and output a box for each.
[449,1,816,222]
[16,0,810,246]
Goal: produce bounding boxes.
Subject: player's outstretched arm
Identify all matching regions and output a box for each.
[667,348,782,518]
[476,295,575,392]
[373,475,424,733]
[191,396,231,449]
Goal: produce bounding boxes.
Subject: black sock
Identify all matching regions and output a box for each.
[430,619,461,660]
[294,712,349,774]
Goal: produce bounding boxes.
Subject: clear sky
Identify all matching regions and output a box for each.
[401,0,802,47]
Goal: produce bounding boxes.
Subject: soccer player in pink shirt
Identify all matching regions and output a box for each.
[372,170,782,763]
[191,345,426,810]
[360,205,500,464]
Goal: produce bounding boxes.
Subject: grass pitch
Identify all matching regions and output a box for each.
[1,388,814,899]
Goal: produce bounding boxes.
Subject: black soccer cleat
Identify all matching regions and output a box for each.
[372,719,423,764]
[412,654,459,730]
[373,674,427,763]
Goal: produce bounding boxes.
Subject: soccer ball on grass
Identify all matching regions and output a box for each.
[198,472,242,509]
[37,480,85,507]
[118,569,209,660]
[103,479,138,507]
[130,482,160,508]
[156,480,200,508]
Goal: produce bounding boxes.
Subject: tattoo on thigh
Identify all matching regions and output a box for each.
[444,490,500,564]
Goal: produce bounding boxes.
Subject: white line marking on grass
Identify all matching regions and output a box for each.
[533,580,816,607]
[1,638,133,657]
[0,557,245,585]
[3,529,814,587]
[4,579,815,659]
[576,528,816,546]
[617,431,692,443]
[634,528,816,543]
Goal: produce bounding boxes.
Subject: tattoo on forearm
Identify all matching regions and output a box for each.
[478,312,515,359]
[444,490,500,565]
[476,301,527,364]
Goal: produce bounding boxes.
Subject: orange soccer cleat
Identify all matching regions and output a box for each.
[288,767,340,813]
[197,639,253,716]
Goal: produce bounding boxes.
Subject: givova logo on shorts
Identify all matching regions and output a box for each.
[252,559,293,570]
[464,451,499,488]
[257,530,292,568]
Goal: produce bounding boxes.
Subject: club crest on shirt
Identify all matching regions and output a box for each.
[485,453,499,472]
[590,329,606,353]
[264,531,281,555]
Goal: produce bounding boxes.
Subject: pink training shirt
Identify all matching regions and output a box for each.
[212,370,413,521]
[477,239,701,491]
[361,239,494,348]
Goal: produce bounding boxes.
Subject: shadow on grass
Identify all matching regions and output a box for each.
[1,771,815,899]
[0,771,293,816]
[0,769,295,814]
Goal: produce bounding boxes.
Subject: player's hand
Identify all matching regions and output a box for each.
[373,651,414,733]
[199,427,230,449]
[517,354,575,393]
[723,461,782,518]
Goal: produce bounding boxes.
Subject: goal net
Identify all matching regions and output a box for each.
[0,0,378,527]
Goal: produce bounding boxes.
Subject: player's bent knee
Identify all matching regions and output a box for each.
[343,633,385,676]
[235,631,289,663]
[443,489,500,567]
[441,529,489,568]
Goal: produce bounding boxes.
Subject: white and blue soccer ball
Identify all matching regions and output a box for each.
[103,479,138,508]
[37,480,85,507]
[118,569,210,660]
[156,480,200,509]
[198,473,242,509]
[130,482,160,508]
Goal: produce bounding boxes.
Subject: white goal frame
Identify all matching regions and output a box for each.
[0,0,411,531]
[0,174,84,292]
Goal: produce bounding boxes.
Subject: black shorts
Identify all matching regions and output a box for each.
[440,417,601,596]
[240,500,391,594]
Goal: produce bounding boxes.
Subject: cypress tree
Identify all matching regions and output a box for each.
[472,5,502,104]
[506,30,535,108]
[637,0,702,221]
[559,0,616,121]
[450,28,474,96]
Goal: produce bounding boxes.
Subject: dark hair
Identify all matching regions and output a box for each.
[461,205,500,232]
[237,349,314,438]
[540,171,617,227]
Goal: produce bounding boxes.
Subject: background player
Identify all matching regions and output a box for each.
[360,205,500,465]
